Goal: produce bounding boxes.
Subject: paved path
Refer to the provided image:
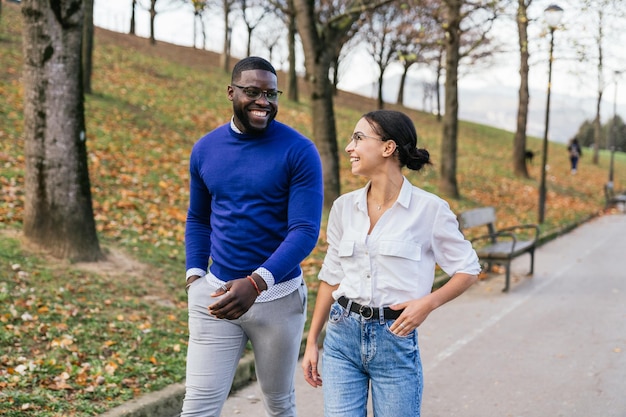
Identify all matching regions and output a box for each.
[220,213,626,417]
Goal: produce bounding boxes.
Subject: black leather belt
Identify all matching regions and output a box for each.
[337,296,402,320]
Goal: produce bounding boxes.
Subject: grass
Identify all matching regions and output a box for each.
[2,2,626,415]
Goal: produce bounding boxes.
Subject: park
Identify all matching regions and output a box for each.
[1,1,625,416]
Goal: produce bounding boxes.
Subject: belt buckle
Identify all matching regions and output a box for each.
[358,304,374,319]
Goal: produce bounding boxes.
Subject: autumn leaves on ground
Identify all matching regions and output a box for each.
[1,3,625,416]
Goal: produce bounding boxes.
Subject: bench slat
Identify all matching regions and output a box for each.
[474,240,535,260]
[458,207,496,229]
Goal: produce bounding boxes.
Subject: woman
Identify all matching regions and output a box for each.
[302,110,481,417]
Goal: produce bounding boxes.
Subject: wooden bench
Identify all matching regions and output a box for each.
[604,183,626,212]
[458,206,539,292]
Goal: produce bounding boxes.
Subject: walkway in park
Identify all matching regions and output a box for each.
[102,212,626,417]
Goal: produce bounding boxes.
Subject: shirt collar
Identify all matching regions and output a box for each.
[354,177,411,212]
[230,117,242,133]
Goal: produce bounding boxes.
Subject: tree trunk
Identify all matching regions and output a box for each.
[513,0,530,178]
[82,0,94,94]
[293,0,340,207]
[286,0,298,102]
[397,64,408,106]
[149,0,157,45]
[21,0,102,262]
[130,0,136,35]
[440,0,461,199]
[435,50,443,122]
[592,13,604,165]
[246,27,252,57]
[377,70,384,109]
[220,0,231,72]
[593,95,602,164]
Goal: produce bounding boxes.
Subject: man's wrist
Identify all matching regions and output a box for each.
[185,275,202,292]
[249,272,268,292]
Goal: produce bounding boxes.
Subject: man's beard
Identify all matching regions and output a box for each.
[234,107,276,134]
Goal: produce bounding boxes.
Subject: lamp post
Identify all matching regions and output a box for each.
[538,4,564,224]
[609,71,622,185]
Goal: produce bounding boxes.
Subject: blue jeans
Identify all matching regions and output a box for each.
[322,302,423,417]
[181,276,307,417]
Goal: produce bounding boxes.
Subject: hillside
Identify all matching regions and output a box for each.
[1,2,626,415]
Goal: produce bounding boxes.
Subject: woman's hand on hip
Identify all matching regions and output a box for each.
[389,298,434,336]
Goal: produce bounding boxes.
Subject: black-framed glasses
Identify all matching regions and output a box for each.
[232,84,283,102]
[350,132,383,147]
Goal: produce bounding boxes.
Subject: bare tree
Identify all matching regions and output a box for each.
[433,46,444,121]
[293,0,394,206]
[268,0,300,101]
[566,0,625,165]
[22,0,102,262]
[440,0,462,198]
[329,23,360,95]
[591,6,605,165]
[439,0,500,198]
[513,0,532,178]
[395,3,441,107]
[362,4,402,109]
[192,0,209,49]
[130,0,138,34]
[136,0,186,45]
[147,0,158,44]
[238,0,270,56]
[256,25,284,64]
[220,0,237,71]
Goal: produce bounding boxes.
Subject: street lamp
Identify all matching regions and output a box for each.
[609,71,622,186]
[538,4,564,224]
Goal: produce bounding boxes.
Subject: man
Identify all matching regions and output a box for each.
[181,56,324,416]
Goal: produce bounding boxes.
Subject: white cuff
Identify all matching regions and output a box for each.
[186,268,206,282]
[254,267,274,288]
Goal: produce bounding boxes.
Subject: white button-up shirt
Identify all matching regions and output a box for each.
[319,177,481,307]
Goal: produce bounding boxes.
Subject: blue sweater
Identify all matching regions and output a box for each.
[185,120,323,284]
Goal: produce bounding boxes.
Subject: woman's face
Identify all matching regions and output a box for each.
[345,118,387,177]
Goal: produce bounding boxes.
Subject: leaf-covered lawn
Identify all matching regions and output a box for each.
[0,234,188,416]
[1,3,625,416]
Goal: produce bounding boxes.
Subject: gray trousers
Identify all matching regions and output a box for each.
[181,276,307,417]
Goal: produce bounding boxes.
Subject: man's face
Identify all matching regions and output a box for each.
[228,69,279,134]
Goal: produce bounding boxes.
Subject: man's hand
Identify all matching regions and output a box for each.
[208,274,265,320]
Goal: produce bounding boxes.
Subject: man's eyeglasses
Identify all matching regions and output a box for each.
[232,84,283,102]
[350,132,383,146]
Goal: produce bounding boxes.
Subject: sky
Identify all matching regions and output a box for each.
[93,0,626,143]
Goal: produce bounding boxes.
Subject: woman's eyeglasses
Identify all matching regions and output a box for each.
[350,132,383,147]
[232,84,283,102]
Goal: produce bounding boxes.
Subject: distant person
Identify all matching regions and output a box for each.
[568,138,582,174]
[181,56,324,417]
[301,110,481,417]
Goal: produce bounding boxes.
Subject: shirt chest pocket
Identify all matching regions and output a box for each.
[338,240,355,257]
[378,240,421,261]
